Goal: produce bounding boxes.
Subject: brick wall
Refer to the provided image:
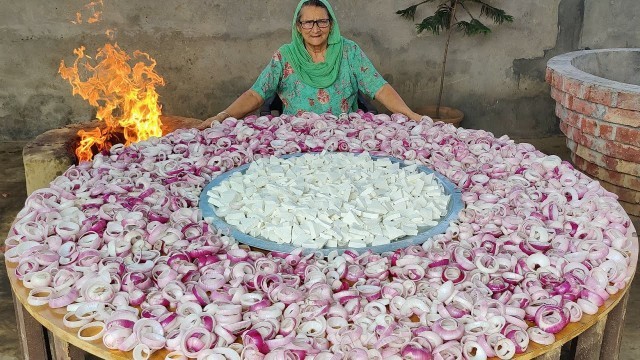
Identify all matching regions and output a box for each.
[546,49,640,216]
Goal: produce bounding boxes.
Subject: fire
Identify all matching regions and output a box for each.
[60,0,164,162]
[59,43,165,162]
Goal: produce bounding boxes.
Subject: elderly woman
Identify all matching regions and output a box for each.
[199,0,422,129]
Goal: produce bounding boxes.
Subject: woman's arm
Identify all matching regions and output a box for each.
[374,84,422,121]
[198,90,264,130]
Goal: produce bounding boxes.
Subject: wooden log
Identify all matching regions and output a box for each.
[12,292,49,360]
[53,335,86,360]
[573,315,608,360]
[600,291,631,360]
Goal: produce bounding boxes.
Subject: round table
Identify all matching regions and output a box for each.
[5,224,638,360]
[6,114,639,360]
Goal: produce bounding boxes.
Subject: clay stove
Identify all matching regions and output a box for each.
[23,115,201,195]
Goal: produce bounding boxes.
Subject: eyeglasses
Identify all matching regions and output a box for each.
[298,18,331,30]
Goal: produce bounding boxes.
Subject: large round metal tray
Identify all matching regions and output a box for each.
[200,153,463,255]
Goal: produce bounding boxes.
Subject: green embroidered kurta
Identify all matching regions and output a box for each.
[251,39,387,115]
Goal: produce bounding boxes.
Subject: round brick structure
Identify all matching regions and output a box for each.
[547,49,640,216]
[23,115,201,195]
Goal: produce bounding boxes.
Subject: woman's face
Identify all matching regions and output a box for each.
[297,5,331,48]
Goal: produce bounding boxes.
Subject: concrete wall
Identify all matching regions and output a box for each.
[581,0,640,49]
[0,0,637,140]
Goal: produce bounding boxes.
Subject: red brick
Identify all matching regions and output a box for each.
[569,141,640,177]
[604,140,640,162]
[562,122,640,162]
[557,105,578,127]
[557,92,603,119]
[604,108,640,127]
[598,180,640,204]
[556,105,592,135]
[559,121,570,139]
[545,68,553,84]
[618,199,640,216]
[551,72,564,90]
[580,116,597,135]
[584,85,614,107]
[550,88,566,104]
[561,123,594,149]
[563,125,588,147]
[571,96,599,118]
[567,111,582,128]
[599,123,615,140]
[615,126,640,146]
[555,73,617,107]
[571,155,640,190]
[616,92,640,111]
[570,153,597,174]
[603,157,640,177]
[562,77,586,97]
[557,105,639,146]
[622,173,640,190]
[570,154,640,215]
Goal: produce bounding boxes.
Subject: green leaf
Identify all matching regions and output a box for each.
[416,4,452,34]
[470,0,514,24]
[396,0,434,21]
[481,4,513,24]
[456,19,491,35]
[396,5,419,20]
[400,0,512,35]
[416,15,444,35]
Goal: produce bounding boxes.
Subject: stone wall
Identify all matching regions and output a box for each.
[0,0,638,140]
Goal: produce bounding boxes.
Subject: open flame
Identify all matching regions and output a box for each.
[59,1,164,162]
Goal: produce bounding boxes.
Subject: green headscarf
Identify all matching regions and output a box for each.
[280,0,344,89]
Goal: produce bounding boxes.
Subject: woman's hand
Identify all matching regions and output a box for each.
[197,112,228,130]
[197,90,264,131]
[407,111,425,122]
[374,85,428,122]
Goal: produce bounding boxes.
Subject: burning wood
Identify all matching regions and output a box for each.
[60,1,165,162]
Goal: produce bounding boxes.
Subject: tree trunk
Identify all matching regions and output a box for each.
[437,0,458,118]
